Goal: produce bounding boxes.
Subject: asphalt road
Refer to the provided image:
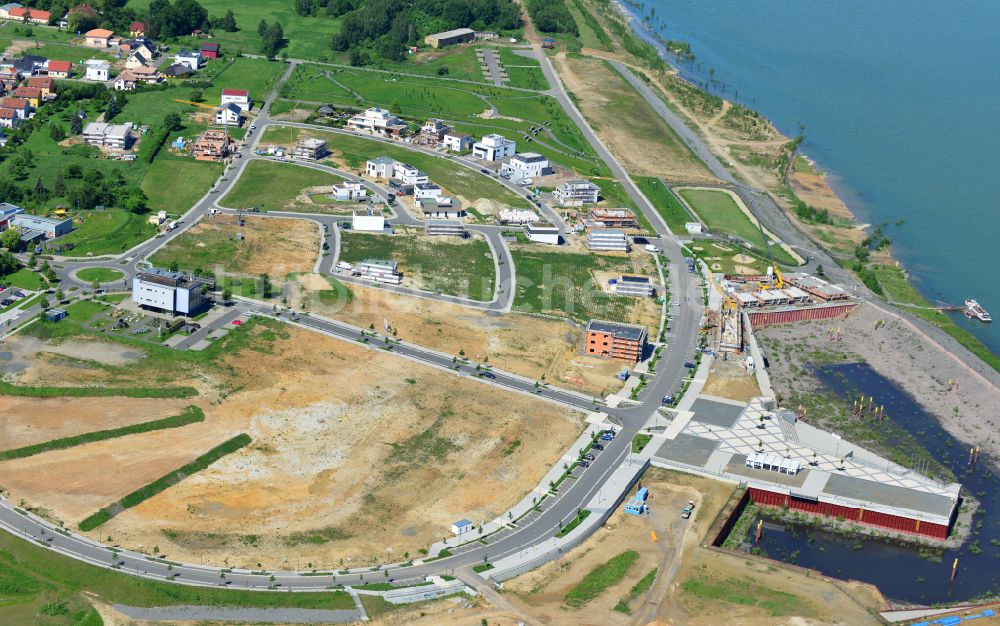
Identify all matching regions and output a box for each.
[0,54,706,592]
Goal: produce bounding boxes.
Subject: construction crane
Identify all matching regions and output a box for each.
[751,198,785,290]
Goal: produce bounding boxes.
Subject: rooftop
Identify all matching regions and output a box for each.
[428,27,475,40]
[586,319,647,341]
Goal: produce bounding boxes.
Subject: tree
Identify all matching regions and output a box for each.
[52,171,66,197]
[39,296,49,311]
[189,89,203,103]
[219,9,237,31]
[259,272,271,298]
[124,187,148,214]
[9,156,28,181]
[295,0,312,17]
[168,260,179,272]
[163,112,182,132]
[436,66,449,76]
[49,123,65,142]
[390,98,401,115]
[105,94,123,121]
[70,114,83,135]
[222,287,232,303]
[260,22,284,57]
[66,164,83,179]
[0,248,19,273]
[32,177,47,204]
[257,18,267,37]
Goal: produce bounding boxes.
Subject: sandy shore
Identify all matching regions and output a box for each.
[758,302,1000,469]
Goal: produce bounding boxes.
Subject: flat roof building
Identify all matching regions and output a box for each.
[585,319,647,362]
[357,258,402,284]
[588,207,639,229]
[472,133,515,161]
[11,213,71,238]
[82,122,134,149]
[365,156,396,179]
[501,152,549,180]
[615,275,653,298]
[554,179,600,206]
[425,28,475,48]
[290,137,328,160]
[526,222,559,245]
[346,107,407,137]
[132,267,208,316]
[192,128,229,161]
[351,208,385,232]
[586,228,628,252]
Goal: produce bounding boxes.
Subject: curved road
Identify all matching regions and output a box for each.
[1,55,705,592]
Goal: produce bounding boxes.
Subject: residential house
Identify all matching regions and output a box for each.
[192,128,229,161]
[0,66,19,89]
[356,258,402,284]
[334,182,367,202]
[59,3,97,27]
[200,42,219,59]
[84,28,113,47]
[13,86,40,107]
[365,156,396,179]
[0,97,30,119]
[45,60,70,78]
[290,137,327,160]
[0,3,22,19]
[163,63,192,78]
[472,133,515,161]
[213,102,242,126]
[173,49,201,70]
[526,223,560,245]
[413,182,442,200]
[393,162,428,186]
[26,76,53,98]
[113,66,162,90]
[418,196,464,219]
[584,319,647,362]
[129,21,145,36]
[120,39,154,60]
[501,152,549,180]
[113,75,135,91]
[83,122,134,149]
[615,275,653,298]
[442,133,472,152]
[351,208,383,231]
[13,55,46,78]
[83,59,109,81]
[420,118,452,141]
[220,88,250,111]
[346,107,407,136]
[0,108,20,128]
[554,179,600,206]
[497,208,539,225]
[9,7,49,23]
[316,105,335,116]
[124,51,149,69]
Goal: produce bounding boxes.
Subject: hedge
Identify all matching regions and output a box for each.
[0,381,197,399]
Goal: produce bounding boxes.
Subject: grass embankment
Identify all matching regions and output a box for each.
[0,406,204,460]
[564,549,639,608]
[678,188,798,266]
[0,530,353,624]
[221,160,337,212]
[635,176,691,234]
[3,268,42,290]
[632,434,652,453]
[0,381,196,399]
[556,509,591,538]
[78,433,252,531]
[613,567,657,614]
[679,575,810,617]
[75,268,125,283]
[54,210,157,257]
[339,231,496,301]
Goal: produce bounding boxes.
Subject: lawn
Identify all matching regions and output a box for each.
[3,267,42,290]
[679,575,810,617]
[511,248,652,323]
[130,0,344,60]
[0,529,353,624]
[635,176,691,234]
[206,57,286,105]
[221,160,336,212]
[495,48,548,90]
[263,126,530,208]
[53,210,157,257]
[76,268,125,283]
[26,42,115,63]
[678,188,798,265]
[141,152,223,215]
[564,550,639,608]
[0,24,74,51]
[384,45,486,83]
[339,231,496,301]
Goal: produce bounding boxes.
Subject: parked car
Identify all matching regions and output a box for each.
[231,319,243,326]
[599,432,614,442]
[684,361,695,369]
[662,394,674,405]
[481,371,496,379]
[13,291,26,298]
[577,460,589,468]
[583,453,595,461]
[591,443,604,451]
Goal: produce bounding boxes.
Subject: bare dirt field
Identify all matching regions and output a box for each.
[149,215,319,277]
[1,324,587,569]
[701,358,762,403]
[758,301,1000,468]
[554,54,717,184]
[0,397,192,451]
[295,276,626,396]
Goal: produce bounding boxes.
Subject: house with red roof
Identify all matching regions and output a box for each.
[27,75,54,98]
[46,60,71,78]
[1,97,30,117]
[129,21,145,36]
[0,107,20,128]
[85,28,113,47]
[220,88,251,111]
[9,7,50,24]
[14,85,41,106]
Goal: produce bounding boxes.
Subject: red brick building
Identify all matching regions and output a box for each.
[585,319,647,362]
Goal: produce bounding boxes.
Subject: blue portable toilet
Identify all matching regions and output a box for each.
[618,368,629,381]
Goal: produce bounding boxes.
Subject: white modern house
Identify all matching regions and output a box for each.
[346,107,407,136]
[413,182,442,200]
[365,156,397,179]
[132,268,208,316]
[351,208,385,231]
[84,59,110,81]
[214,103,242,126]
[220,88,251,111]
[526,222,560,245]
[554,179,600,206]
[501,152,549,180]
[334,182,368,201]
[442,133,472,152]
[82,122,134,149]
[586,228,629,252]
[173,49,202,70]
[394,163,428,186]
[472,133,515,161]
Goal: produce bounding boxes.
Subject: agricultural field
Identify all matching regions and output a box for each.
[339,231,496,301]
[261,125,531,210]
[676,188,799,266]
[149,214,319,277]
[511,246,660,328]
[0,318,587,569]
[53,211,157,257]
[221,160,338,212]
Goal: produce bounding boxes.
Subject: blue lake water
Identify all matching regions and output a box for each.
[633,0,1000,355]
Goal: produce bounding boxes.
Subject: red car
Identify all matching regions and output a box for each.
[231,319,243,326]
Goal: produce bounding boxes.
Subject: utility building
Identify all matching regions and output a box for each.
[424,28,475,48]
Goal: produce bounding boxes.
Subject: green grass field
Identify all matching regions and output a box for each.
[141,152,223,216]
[678,188,798,265]
[3,267,42,290]
[564,550,639,608]
[0,24,74,51]
[54,211,157,257]
[679,575,810,617]
[495,47,548,90]
[0,529,353,625]
[635,176,691,234]
[75,268,125,283]
[221,160,335,212]
[208,57,287,104]
[264,126,529,208]
[339,232,496,301]
[511,248,651,323]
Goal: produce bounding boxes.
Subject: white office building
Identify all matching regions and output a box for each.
[132,268,207,315]
[472,133,515,161]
